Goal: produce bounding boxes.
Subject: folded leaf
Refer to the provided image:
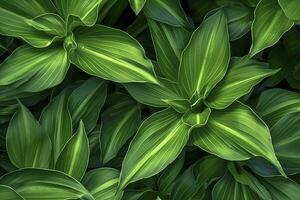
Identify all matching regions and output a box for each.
[255,88,300,127]
[82,168,123,200]
[0,168,94,200]
[100,94,141,164]
[206,57,278,109]
[143,0,190,27]
[278,0,300,20]
[249,0,293,57]
[0,45,69,92]
[6,103,51,168]
[148,19,191,81]
[191,101,285,176]
[0,0,57,47]
[68,78,107,133]
[182,108,211,128]
[55,121,89,181]
[129,0,146,14]
[40,91,72,163]
[54,0,103,27]
[178,11,230,99]
[0,185,24,200]
[119,108,191,189]
[70,25,158,84]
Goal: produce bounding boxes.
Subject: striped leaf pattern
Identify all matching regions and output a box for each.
[129,0,147,14]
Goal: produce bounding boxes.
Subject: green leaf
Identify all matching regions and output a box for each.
[205,57,278,109]
[40,91,72,163]
[119,108,191,189]
[178,11,230,99]
[255,88,300,127]
[100,94,141,164]
[278,0,300,20]
[0,0,58,47]
[143,0,190,27]
[54,0,103,27]
[0,45,69,92]
[191,101,285,176]
[249,0,293,57]
[70,25,158,84]
[82,168,123,200]
[6,102,51,168]
[0,168,94,200]
[25,13,66,37]
[55,121,89,181]
[0,185,24,200]
[212,172,261,200]
[68,78,107,133]
[147,19,191,81]
[124,78,184,107]
[129,0,146,15]
[182,108,211,128]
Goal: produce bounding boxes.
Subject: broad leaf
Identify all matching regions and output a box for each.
[206,57,278,109]
[147,19,191,81]
[0,0,57,47]
[70,25,158,84]
[255,88,300,127]
[249,0,293,57]
[191,101,285,176]
[55,121,89,181]
[68,78,107,133]
[119,108,191,189]
[40,91,72,163]
[0,168,94,200]
[54,0,103,27]
[82,168,123,200]
[278,0,300,20]
[100,94,141,164]
[0,45,69,92]
[129,0,146,14]
[0,185,24,200]
[6,103,51,168]
[178,11,230,99]
[143,0,190,27]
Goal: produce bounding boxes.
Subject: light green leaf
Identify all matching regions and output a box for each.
[0,185,24,200]
[143,0,190,27]
[0,0,57,47]
[54,0,103,27]
[40,91,72,163]
[255,88,300,127]
[0,45,69,92]
[182,107,211,128]
[205,57,278,109]
[119,108,191,189]
[70,25,158,84]
[82,168,123,200]
[100,94,141,164]
[25,13,66,37]
[191,101,285,176]
[6,102,51,168]
[212,172,261,200]
[178,11,230,99]
[148,19,191,81]
[278,0,300,20]
[55,121,89,181]
[124,78,183,107]
[0,168,94,200]
[129,0,146,15]
[249,0,293,57]
[69,78,107,133]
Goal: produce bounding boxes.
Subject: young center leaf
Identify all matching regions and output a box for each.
[70,25,158,84]
[191,101,285,176]
[129,0,147,15]
[119,108,191,189]
[178,11,230,99]
[6,102,52,168]
[55,121,89,181]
